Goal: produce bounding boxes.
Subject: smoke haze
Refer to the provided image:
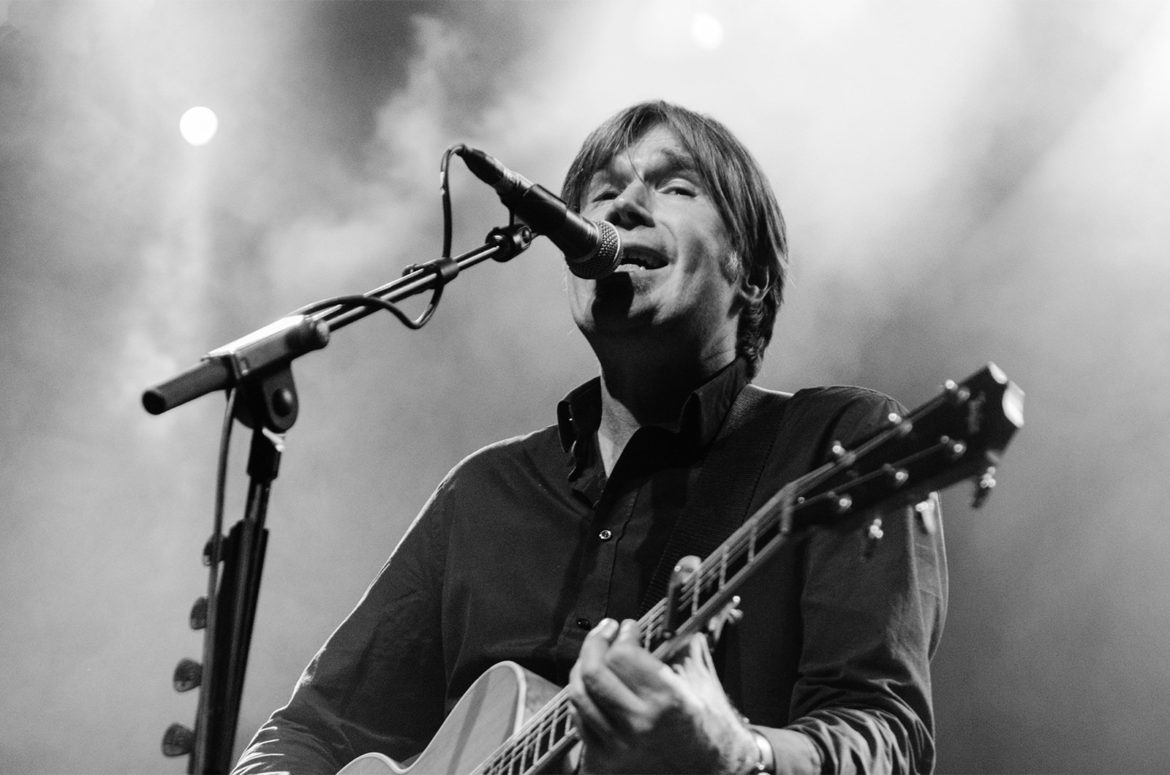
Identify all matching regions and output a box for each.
[2,1,1168,772]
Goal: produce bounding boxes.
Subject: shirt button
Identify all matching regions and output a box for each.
[598,529,613,541]
[576,617,592,630]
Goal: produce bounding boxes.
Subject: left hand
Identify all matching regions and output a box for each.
[566,618,758,774]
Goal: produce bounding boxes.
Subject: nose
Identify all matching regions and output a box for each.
[602,180,654,230]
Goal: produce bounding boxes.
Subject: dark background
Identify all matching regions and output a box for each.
[2,1,1168,772]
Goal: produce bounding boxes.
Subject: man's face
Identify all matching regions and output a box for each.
[568,125,743,360]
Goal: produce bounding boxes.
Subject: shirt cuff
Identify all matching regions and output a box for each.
[753,727,822,775]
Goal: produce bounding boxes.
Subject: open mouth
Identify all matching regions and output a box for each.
[615,247,668,272]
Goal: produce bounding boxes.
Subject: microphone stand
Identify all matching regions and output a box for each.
[151,224,533,774]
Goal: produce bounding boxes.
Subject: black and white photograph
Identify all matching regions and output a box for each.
[1,2,1167,773]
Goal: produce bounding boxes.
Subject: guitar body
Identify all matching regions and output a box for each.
[337,661,563,775]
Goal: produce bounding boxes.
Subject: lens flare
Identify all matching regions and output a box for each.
[179,106,219,146]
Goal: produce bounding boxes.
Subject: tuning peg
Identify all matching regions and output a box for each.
[173,658,202,692]
[162,722,194,757]
[940,436,968,460]
[971,467,997,509]
[881,464,910,489]
[189,596,208,630]
[826,491,853,514]
[885,412,913,437]
[862,517,885,560]
[943,379,971,404]
[829,441,856,466]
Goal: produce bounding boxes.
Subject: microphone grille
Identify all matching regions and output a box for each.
[573,221,623,280]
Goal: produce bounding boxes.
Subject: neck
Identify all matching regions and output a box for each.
[594,345,736,474]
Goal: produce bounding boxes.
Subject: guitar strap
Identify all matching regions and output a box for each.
[638,382,791,615]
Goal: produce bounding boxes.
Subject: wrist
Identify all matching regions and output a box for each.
[742,727,775,775]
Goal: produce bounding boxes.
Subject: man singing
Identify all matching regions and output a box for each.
[234,101,947,775]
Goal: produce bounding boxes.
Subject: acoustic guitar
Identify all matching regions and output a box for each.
[339,363,1024,775]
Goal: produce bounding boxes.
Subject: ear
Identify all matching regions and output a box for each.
[735,259,771,307]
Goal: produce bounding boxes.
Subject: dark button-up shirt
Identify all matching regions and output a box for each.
[234,361,947,774]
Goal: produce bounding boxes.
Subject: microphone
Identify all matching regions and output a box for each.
[456,146,622,279]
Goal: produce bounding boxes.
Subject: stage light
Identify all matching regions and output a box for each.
[179,106,219,146]
[691,12,724,50]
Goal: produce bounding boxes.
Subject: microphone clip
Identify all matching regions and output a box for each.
[486,222,534,264]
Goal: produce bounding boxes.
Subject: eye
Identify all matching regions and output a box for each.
[587,187,618,204]
[660,179,698,197]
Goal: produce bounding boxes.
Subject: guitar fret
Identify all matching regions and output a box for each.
[557,707,570,737]
[690,571,700,615]
[505,741,521,775]
[526,732,537,771]
[484,746,503,775]
[701,561,719,602]
[537,713,555,765]
[516,736,529,774]
[645,602,666,649]
[543,710,557,752]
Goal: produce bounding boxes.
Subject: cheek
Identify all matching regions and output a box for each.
[565,276,593,318]
[687,253,743,313]
[686,241,737,289]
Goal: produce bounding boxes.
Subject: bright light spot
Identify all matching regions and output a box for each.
[179,106,219,146]
[691,12,724,50]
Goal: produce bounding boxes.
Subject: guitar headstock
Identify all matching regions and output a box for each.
[793,363,1024,528]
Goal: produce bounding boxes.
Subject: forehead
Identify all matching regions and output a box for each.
[589,125,698,179]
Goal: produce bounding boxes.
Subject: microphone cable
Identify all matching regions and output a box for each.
[293,143,472,331]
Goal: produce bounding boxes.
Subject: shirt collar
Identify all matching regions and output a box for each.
[556,358,752,459]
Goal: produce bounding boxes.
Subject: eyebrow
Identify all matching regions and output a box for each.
[654,147,700,175]
[590,147,701,185]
